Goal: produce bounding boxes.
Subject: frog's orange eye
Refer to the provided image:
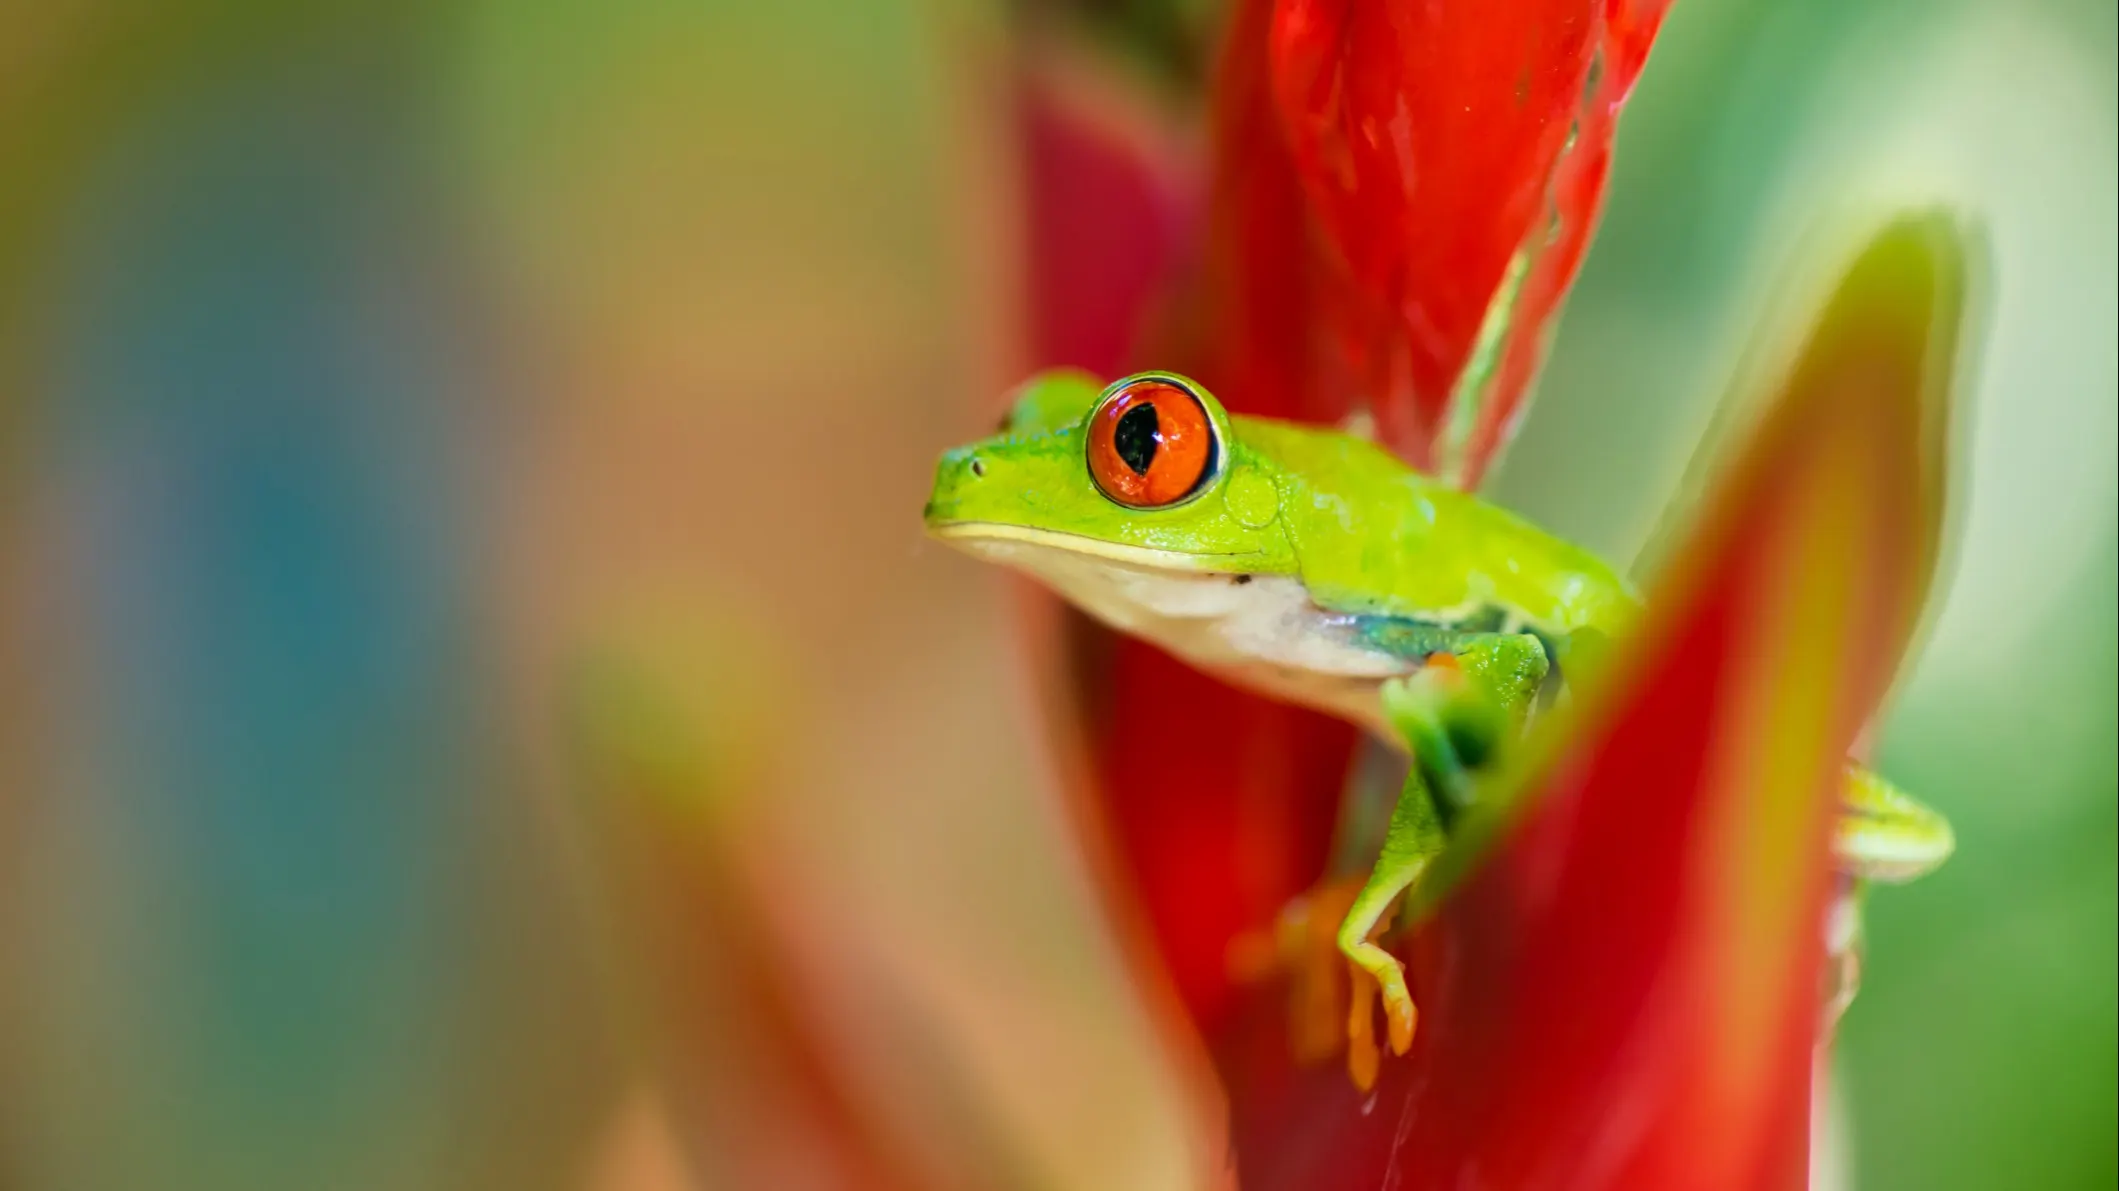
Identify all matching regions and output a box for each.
[1086,378,1217,508]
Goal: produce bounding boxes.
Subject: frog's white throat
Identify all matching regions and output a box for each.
[932,523,1410,737]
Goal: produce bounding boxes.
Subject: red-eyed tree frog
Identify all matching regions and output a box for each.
[924,369,1953,1088]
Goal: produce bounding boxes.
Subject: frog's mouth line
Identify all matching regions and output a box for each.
[924,520,1252,573]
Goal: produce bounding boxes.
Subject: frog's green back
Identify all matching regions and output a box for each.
[1234,415,1641,635]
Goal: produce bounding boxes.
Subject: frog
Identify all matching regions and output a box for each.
[922,367,1954,1089]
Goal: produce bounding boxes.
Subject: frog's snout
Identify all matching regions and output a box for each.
[923,446,987,527]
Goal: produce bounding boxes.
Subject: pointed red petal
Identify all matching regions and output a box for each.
[1269,0,1594,467]
[1265,0,1673,483]
[1448,0,1674,488]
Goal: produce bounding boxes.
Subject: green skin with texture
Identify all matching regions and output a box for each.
[924,368,1954,1077]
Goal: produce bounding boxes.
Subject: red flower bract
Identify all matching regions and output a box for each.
[1211,219,1966,1188]
[1011,5,1970,1188]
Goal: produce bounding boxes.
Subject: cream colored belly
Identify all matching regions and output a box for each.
[950,535,1414,742]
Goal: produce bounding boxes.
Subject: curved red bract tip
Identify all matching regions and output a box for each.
[1264,0,1674,484]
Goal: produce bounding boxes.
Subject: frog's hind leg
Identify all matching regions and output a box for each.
[1229,731,1455,1090]
[1236,632,1554,1091]
[1336,759,1446,1091]
[1335,632,1552,1090]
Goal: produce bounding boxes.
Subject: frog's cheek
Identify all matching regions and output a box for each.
[1224,470,1281,530]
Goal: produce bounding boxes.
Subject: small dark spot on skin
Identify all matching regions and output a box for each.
[969,457,986,478]
[1231,574,1253,585]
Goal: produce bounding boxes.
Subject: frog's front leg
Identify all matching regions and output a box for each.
[1337,632,1550,1089]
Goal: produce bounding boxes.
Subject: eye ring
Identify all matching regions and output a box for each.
[1085,375,1221,509]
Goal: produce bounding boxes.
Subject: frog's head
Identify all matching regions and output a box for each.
[924,371,1298,608]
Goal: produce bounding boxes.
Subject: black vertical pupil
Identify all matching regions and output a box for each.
[1113,402,1160,476]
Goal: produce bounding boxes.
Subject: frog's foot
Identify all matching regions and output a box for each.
[1227,871,1421,1089]
[1228,876,1364,1065]
[1341,922,1415,1093]
[1336,870,1423,1092]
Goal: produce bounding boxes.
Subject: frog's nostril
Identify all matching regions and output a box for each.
[969,457,986,479]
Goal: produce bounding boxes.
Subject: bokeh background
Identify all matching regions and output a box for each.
[0,2,2110,1190]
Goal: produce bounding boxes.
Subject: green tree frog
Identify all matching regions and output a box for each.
[924,369,1953,1087]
